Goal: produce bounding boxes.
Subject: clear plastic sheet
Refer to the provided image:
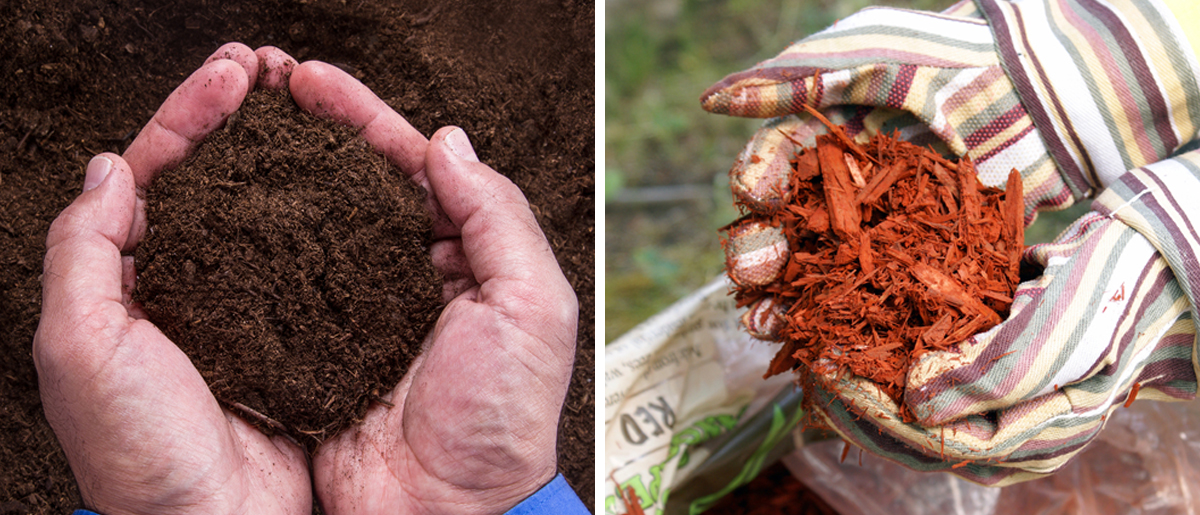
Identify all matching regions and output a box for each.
[784,398,1200,514]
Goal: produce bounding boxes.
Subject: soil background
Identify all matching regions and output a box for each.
[0,0,594,513]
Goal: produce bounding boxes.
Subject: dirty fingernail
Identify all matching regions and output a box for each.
[445,128,478,163]
[83,155,113,192]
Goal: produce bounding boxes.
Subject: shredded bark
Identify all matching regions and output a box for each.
[726,112,1024,420]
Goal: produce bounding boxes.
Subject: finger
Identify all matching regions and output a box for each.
[254,46,297,90]
[430,238,475,302]
[733,107,881,211]
[205,42,259,91]
[36,154,137,374]
[425,126,577,345]
[289,61,428,177]
[122,58,251,189]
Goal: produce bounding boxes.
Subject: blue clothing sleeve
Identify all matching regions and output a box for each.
[72,473,587,515]
[505,473,590,515]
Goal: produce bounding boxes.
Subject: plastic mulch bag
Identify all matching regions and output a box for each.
[605,275,797,515]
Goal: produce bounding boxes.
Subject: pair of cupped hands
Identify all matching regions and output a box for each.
[33,43,577,514]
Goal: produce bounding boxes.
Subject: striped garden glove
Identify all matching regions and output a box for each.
[711,0,1200,484]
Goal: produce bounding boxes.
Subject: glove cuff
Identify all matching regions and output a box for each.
[978,0,1200,199]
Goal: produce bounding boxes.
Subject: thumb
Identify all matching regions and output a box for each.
[425,125,577,359]
[44,154,137,252]
[700,7,998,119]
[36,154,138,375]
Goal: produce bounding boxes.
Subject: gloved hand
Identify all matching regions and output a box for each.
[709,0,1200,485]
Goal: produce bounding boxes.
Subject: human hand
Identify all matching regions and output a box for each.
[708,0,1200,484]
[288,63,578,513]
[33,43,311,514]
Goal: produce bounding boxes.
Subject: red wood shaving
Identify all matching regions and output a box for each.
[619,486,645,515]
[727,114,1025,422]
[1124,382,1140,408]
[612,472,646,515]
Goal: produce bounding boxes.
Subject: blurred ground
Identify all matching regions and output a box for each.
[604,0,1090,341]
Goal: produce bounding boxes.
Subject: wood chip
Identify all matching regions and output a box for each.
[817,135,862,241]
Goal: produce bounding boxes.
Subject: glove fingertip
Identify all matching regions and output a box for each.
[701,77,787,117]
[730,131,797,210]
[699,84,731,114]
[724,221,788,287]
[741,297,787,340]
[700,78,752,116]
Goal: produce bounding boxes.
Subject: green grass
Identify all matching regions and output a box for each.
[604,0,1083,342]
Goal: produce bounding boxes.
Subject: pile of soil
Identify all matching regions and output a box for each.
[0,0,593,512]
[726,109,1024,415]
[134,89,444,441]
